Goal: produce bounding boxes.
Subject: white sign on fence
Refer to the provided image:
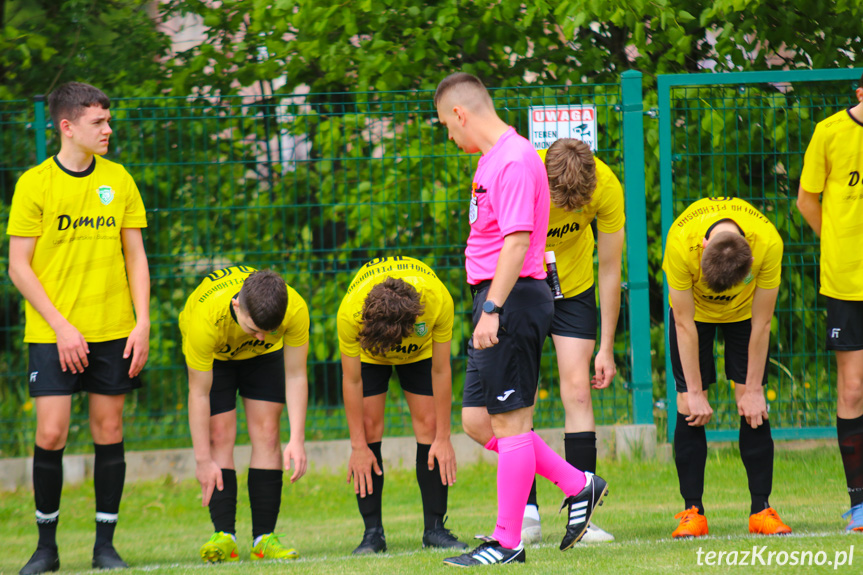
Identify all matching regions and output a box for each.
[528,105,597,152]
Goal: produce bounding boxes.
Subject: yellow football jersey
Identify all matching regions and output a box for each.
[538,148,626,296]
[179,266,310,372]
[7,156,147,343]
[337,256,454,365]
[662,197,783,323]
[800,108,863,300]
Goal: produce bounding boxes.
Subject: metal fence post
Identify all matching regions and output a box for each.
[620,70,653,424]
[34,95,47,163]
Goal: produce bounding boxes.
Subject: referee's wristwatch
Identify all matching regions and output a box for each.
[482,300,503,315]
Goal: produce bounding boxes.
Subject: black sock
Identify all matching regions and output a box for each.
[565,431,597,474]
[416,443,448,530]
[94,441,126,550]
[209,469,237,535]
[838,414,863,507]
[248,468,283,540]
[357,442,384,530]
[739,416,773,514]
[33,445,64,550]
[674,412,706,514]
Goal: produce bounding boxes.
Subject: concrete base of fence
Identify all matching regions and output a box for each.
[0,424,658,492]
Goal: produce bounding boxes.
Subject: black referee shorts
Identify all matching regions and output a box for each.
[462,278,554,415]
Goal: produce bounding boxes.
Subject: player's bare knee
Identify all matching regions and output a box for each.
[36,427,68,450]
[840,376,863,410]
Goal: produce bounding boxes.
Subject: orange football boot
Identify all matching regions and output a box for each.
[672,506,709,538]
[749,507,792,535]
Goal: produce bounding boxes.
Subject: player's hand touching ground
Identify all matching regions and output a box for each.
[347,444,382,497]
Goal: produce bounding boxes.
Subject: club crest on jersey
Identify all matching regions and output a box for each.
[743,271,754,285]
[97,185,114,206]
[414,322,427,337]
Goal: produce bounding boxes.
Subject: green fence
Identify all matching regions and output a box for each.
[659,68,863,442]
[0,77,653,457]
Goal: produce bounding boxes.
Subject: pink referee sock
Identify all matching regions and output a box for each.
[491,433,535,549]
[531,431,586,496]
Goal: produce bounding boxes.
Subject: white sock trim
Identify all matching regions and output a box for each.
[36,510,59,522]
[96,512,118,523]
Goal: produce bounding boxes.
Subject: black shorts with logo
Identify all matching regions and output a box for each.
[550,284,597,340]
[361,358,433,398]
[825,297,863,351]
[210,349,285,416]
[668,308,768,393]
[28,338,141,397]
[462,278,554,415]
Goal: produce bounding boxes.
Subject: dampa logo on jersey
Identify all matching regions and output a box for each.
[414,322,427,337]
[97,185,114,206]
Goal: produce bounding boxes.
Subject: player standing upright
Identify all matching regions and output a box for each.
[663,196,791,538]
[436,73,607,567]
[338,256,466,554]
[180,266,309,562]
[461,138,624,544]
[798,74,863,532]
[8,82,151,574]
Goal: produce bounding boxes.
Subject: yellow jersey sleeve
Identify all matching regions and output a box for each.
[122,170,148,228]
[594,160,625,234]
[662,239,694,292]
[756,230,783,290]
[337,295,363,358]
[7,169,44,236]
[432,286,454,343]
[800,122,828,194]
[180,306,221,372]
[282,286,310,347]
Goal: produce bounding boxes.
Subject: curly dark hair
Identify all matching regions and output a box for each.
[238,270,288,331]
[358,277,424,355]
[701,230,753,293]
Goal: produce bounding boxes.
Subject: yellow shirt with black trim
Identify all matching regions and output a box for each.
[337,256,454,365]
[662,197,783,323]
[179,266,310,372]
[800,108,863,300]
[7,156,147,343]
[537,148,626,297]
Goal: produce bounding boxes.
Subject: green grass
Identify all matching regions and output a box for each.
[1,445,860,574]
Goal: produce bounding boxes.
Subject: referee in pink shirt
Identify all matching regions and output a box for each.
[434,73,609,567]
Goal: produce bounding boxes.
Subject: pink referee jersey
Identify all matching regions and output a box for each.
[465,128,549,285]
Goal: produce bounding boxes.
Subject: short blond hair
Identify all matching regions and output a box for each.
[545,138,597,212]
